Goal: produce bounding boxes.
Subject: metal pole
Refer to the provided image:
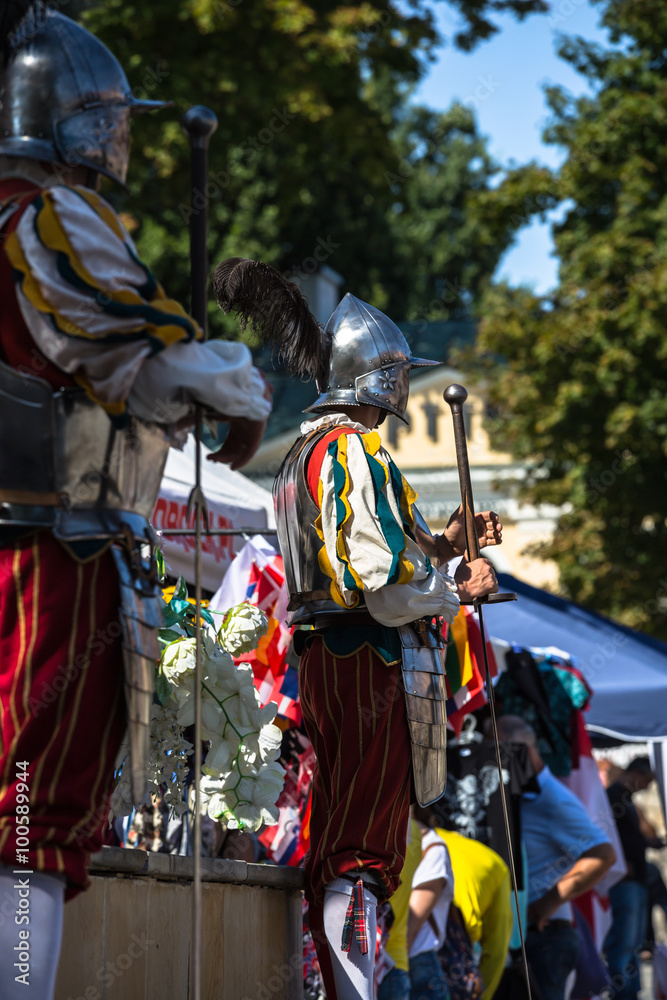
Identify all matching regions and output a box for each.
[182,104,218,1000]
[442,384,480,562]
[444,383,531,1000]
[158,528,278,537]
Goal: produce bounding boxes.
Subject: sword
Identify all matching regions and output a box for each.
[182,104,218,1000]
[444,384,532,999]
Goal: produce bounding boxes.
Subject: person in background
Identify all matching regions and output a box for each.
[495,716,616,1000]
[595,751,667,956]
[435,822,512,1000]
[378,818,424,1000]
[605,756,659,1000]
[408,814,454,1000]
[597,758,623,789]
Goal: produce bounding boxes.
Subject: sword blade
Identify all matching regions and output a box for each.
[444,383,531,998]
[182,105,218,1000]
[476,600,533,1000]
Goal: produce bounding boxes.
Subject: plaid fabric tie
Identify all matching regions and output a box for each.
[341,877,368,954]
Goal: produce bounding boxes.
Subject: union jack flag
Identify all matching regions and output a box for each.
[210,536,301,724]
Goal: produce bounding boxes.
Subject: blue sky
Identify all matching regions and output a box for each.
[413,1,610,293]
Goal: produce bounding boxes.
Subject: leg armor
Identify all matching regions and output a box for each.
[399,621,447,807]
[110,542,163,804]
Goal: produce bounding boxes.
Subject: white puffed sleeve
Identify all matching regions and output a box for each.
[6,183,270,426]
[313,422,459,627]
[127,340,271,423]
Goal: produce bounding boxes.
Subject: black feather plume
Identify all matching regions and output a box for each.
[211,257,325,381]
[1,1,43,66]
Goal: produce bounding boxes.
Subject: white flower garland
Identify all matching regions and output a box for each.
[111,595,286,833]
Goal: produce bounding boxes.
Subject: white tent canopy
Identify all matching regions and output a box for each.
[153,436,275,592]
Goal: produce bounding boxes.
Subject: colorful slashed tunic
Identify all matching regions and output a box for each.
[295,414,459,909]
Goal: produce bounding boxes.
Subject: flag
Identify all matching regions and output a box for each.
[209,535,300,724]
[562,713,626,951]
[444,606,498,735]
[259,746,314,867]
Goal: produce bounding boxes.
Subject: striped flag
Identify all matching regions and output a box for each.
[444,606,498,734]
[209,536,301,724]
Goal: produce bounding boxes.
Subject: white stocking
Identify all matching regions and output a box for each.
[0,863,65,999]
[323,877,377,1000]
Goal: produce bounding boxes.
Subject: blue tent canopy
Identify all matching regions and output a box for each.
[484,574,667,742]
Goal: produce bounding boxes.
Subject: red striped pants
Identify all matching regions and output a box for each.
[299,634,413,906]
[0,532,126,899]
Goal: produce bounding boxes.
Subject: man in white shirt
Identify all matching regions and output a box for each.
[496,716,617,1000]
[408,824,454,1000]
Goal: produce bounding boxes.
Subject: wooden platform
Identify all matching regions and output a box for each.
[55,847,305,1000]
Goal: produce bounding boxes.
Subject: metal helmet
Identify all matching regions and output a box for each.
[306,293,440,423]
[0,7,167,186]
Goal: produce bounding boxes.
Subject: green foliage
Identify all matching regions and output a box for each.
[160,576,215,635]
[81,0,547,332]
[469,0,667,636]
[387,105,553,321]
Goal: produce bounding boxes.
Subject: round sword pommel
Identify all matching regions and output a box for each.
[443,383,468,408]
[181,106,219,149]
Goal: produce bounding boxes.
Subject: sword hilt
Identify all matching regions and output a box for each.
[444,383,517,606]
[443,383,479,562]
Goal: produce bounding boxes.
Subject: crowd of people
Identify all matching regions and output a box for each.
[113,719,667,1000]
[371,738,667,1000]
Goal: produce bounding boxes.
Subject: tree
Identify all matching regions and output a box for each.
[81,0,547,332]
[469,0,667,637]
[383,104,554,321]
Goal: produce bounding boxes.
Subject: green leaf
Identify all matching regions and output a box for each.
[169,598,192,617]
[158,628,183,646]
[162,605,185,627]
[155,671,173,706]
[156,547,166,584]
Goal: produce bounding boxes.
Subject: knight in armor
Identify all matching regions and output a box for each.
[213,260,502,1000]
[0,7,271,997]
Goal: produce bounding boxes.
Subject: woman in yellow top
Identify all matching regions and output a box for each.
[379,819,423,1000]
[435,828,512,1000]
